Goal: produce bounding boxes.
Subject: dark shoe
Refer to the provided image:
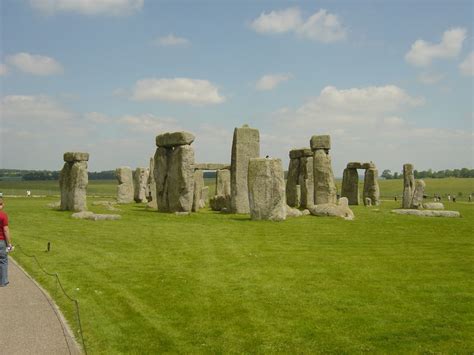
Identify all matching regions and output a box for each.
[0,282,9,287]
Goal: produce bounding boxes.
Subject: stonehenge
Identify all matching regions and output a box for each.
[154,132,195,212]
[59,152,89,212]
[311,135,337,205]
[248,158,286,221]
[133,167,149,203]
[210,168,231,211]
[411,179,426,209]
[308,197,355,220]
[115,167,134,204]
[147,157,157,208]
[341,161,380,206]
[231,125,260,213]
[402,164,415,208]
[192,170,205,212]
[286,148,313,209]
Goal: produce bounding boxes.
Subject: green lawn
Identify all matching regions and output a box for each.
[4,183,473,353]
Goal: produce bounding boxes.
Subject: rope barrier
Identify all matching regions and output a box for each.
[14,244,88,355]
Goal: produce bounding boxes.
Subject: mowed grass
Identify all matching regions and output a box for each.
[4,181,474,353]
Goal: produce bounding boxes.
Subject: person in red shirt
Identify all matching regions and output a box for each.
[0,198,13,287]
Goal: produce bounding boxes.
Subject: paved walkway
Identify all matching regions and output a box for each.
[0,258,82,354]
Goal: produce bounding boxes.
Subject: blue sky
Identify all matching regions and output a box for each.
[1,0,472,174]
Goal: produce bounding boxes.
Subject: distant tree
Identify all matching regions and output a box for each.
[393,172,400,179]
[381,169,393,179]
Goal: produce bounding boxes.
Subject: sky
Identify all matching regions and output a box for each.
[0,0,473,175]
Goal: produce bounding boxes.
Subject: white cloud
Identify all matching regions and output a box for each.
[0,63,8,76]
[417,72,444,85]
[131,78,225,105]
[256,73,292,91]
[29,0,143,16]
[405,28,466,67]
[250,7,346,43]
[119,114,181,133]
[459,51,474,76]
[153,34,189,47]
[85,112,112,124]
[0,95,74,123]
[6,52,63,76]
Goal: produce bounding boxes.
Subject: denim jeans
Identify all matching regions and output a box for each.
[0,240,8,286]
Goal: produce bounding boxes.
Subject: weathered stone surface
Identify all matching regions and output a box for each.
[423,202,444,210]
[167,145,195,212]
[174,212,190,216]
[364,197,372,206]
[299,156,314,208]
[216,169,231,197]
[286,158,300,207]
[341,168,359,205]
[59,159,88,212]
[210,195,231,211]
[403,163,415,208]
[313,149,337,205]
[363,168,380,206]
[286,205,302,217]
[154,147,171,212]
[201,186,209,202]
[47,201,60,208]
[115,167,134,204]
[92,200,119,211]
[133,167,149,203]
[193,163,227,170]
[338,197,349,207]
[308,200,355,220]
[231,125,260,213]
[411,179,425,209]
[248,158,286,221]
[63,152,89,162]
[346,162,362,169]
[155,131,195,147]
[147,157,157,209]
[289,148,312,159]
[391,209,460,218]
[310,135,331,150]
[72,211,121,221]
[192,170,204,212]
[361,162,375,169]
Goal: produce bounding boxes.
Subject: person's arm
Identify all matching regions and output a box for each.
[4,226,12,249]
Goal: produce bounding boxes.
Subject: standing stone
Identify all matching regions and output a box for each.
[341,168,359,205]
[201,186,209,208]
[147,157,157,208]
[313,149,337,205]
[411,179,425,209]
[216,169,231,197]
[286,157,300,207]
[299,156,314,208]
[248,158,286,221]
[59,152,89,212]
[116,167,134,204]
[231,125,260,213]
[167,145,195,212]
[192,170,204,212]
[403,164,415,208]
[363,168,380,206]
[154,147,172,212]
[133,167,149,203]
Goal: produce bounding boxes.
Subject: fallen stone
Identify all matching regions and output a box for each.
[248,158,286,221]
[92,201,117,206]
[174,212,190,216]
[155,132,195,147]
[72,211,121,221]
[285,205,302,217]
[310,135,331,150]
[423,202,444,210]
[47,201,60,208]
[308,201,355,220]
[63,152,89,162]
[391,209,460,218]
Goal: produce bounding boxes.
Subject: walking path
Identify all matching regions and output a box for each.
[0,258,81,354]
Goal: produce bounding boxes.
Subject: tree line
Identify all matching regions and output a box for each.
[0,169,116,181]
[381,168,474,179]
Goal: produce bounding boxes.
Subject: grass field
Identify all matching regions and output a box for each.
[1,177,473,200]
[2,179,474,353]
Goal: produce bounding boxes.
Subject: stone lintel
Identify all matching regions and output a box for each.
[64,152,89,162]
[310,135,331,150]
[155,131,195,148]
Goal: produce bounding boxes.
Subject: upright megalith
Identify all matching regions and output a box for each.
[341,167,359,205]
[402,164,415,208]
[363,168,380,206]
[248,158,286,221]
[154,132,195,213]
[147,157,157,208]
[286,152,300,207]
[133,167,149,203]
[231,125,260,213]
[59,152,89,211]
[311,135,337,205]
[192,170,204,212]
[116,167,134,204]
[210,168,231,211]
[411,179,425,209]
[298,151,314,209]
